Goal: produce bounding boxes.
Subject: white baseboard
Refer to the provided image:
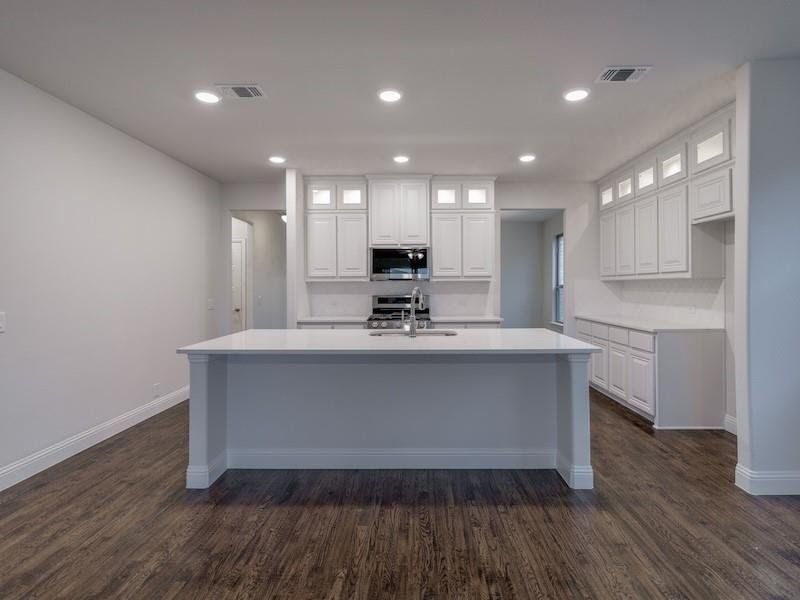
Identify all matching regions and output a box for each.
[556,453,594,489]
[724,414,737,435]
[653,425,725,430]
[226,448,556,470]
[0,386,188,493]
[186,452,227,489]
[735,464,800,495]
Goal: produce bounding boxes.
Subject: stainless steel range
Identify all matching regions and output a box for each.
[365,294,431,330]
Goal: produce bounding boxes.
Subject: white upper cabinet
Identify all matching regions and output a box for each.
[615,204,636,275]
[658,186,689,273]
[635,157,658,197]
[690,113,732,174]
[336,213,367,277]
[399,181,429,245]
[616,169,635,203]
[369,181,400,245]
[658,141,687,187]
[306,213,338,277]
[306,180,336,210]
[691,166,732,221]
[431,213,462,276]
[368,178,430,247]
[462,180,494,209]
[598,178,615,211]
[337,180,367,210]
[599,212,616,276]
[634,196,659,274]
[432,181,462,209]
[462,213,494,277]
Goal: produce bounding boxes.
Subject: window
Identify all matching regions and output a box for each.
[554,234,565,324]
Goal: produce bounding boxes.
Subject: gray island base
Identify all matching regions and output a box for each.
[178,329,599,490]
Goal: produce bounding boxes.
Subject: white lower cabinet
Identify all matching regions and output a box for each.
[628,350,655,414]
[578,316,725,428]
[608,344,628,398]
[591,340,609,389]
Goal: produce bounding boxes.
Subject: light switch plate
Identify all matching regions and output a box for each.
[0,311,6,333]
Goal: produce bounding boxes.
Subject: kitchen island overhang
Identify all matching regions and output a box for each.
[178,329,599,490]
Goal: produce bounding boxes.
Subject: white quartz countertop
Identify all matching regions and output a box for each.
[178,328,599,356]
[575,314,725,333]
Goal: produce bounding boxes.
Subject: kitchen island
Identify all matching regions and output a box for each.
[177,328,599,489]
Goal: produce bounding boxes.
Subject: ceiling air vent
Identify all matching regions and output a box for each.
[215,84,266,99]
[595,65,653,83]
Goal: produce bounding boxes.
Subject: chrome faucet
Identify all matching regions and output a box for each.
[408,286,424,338]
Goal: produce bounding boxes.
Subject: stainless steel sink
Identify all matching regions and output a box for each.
[369,329,458,337]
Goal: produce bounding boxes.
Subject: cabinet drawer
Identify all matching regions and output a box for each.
[576,319,592,336]
[629,330,655,353]
[609,326,629,346]
[591,323,609,340]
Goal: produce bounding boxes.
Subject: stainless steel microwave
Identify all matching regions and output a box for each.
[370,248,430,281]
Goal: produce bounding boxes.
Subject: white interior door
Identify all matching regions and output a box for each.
[231,239,246,332]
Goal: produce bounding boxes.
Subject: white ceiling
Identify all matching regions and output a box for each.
[1,1,799,184]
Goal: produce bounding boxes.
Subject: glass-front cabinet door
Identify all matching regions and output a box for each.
[336,180,367,210]
[462,181,494,209]
[598,178,615,211]
[432,181,462,209]
[306,180,335,210]
[658,141,687,187]
[690,114,732,174]
[616,170,635,203]
[635,157,658,197]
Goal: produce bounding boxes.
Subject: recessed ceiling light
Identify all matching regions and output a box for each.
[194,90,221,104]
[393,155,410,164]
[268,156,286,165]
[378,89,403,103]
[563,88,590,102]
[280,214,287,223]
[519,154,536,163]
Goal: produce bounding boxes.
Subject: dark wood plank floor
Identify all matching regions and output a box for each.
[2,392,799,599]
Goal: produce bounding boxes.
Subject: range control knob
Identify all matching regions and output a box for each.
[380,321,388,328]
[370,321,380,328]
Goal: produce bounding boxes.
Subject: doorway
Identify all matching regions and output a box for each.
[230,211,287,332]
[499,209,564,330]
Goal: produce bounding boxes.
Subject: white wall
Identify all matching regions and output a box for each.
[724,221,736,421]
[500,221,544,328]
[0,68,221,487]
[734,59,800,495]
[232,211,287,328]
[541,213,565,329]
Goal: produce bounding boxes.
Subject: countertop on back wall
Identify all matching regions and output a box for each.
[296,315,504,324]
[575,314,725,333]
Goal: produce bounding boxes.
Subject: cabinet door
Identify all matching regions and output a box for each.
[658,186,688,273]
[635,157,658,197]
[306,214,337,277]
[615,205,636,275]
[628,350,655,414]
[306,182,335,210]
[691,167,732,221]
[369,182,399,245]
[616,170,635,203]
[399,182,429,245]
[432,213,462,276]
[690,114,731,174]
[463,181,494,209]
[462,213,494,277]
[337,182,367,210]
[598,180,615,210]
[576,334,593,385]
[432,182,462,209]
[336,213,367,277]
[599,212,616,277]
[591,340,609,389]
[658,142,687,187]
[608,344,628,398]
[635,196,659,274]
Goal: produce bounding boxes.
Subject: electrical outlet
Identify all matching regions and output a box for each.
[0,312,6,333]
[152,383,161,399]
[207,299,216,310]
